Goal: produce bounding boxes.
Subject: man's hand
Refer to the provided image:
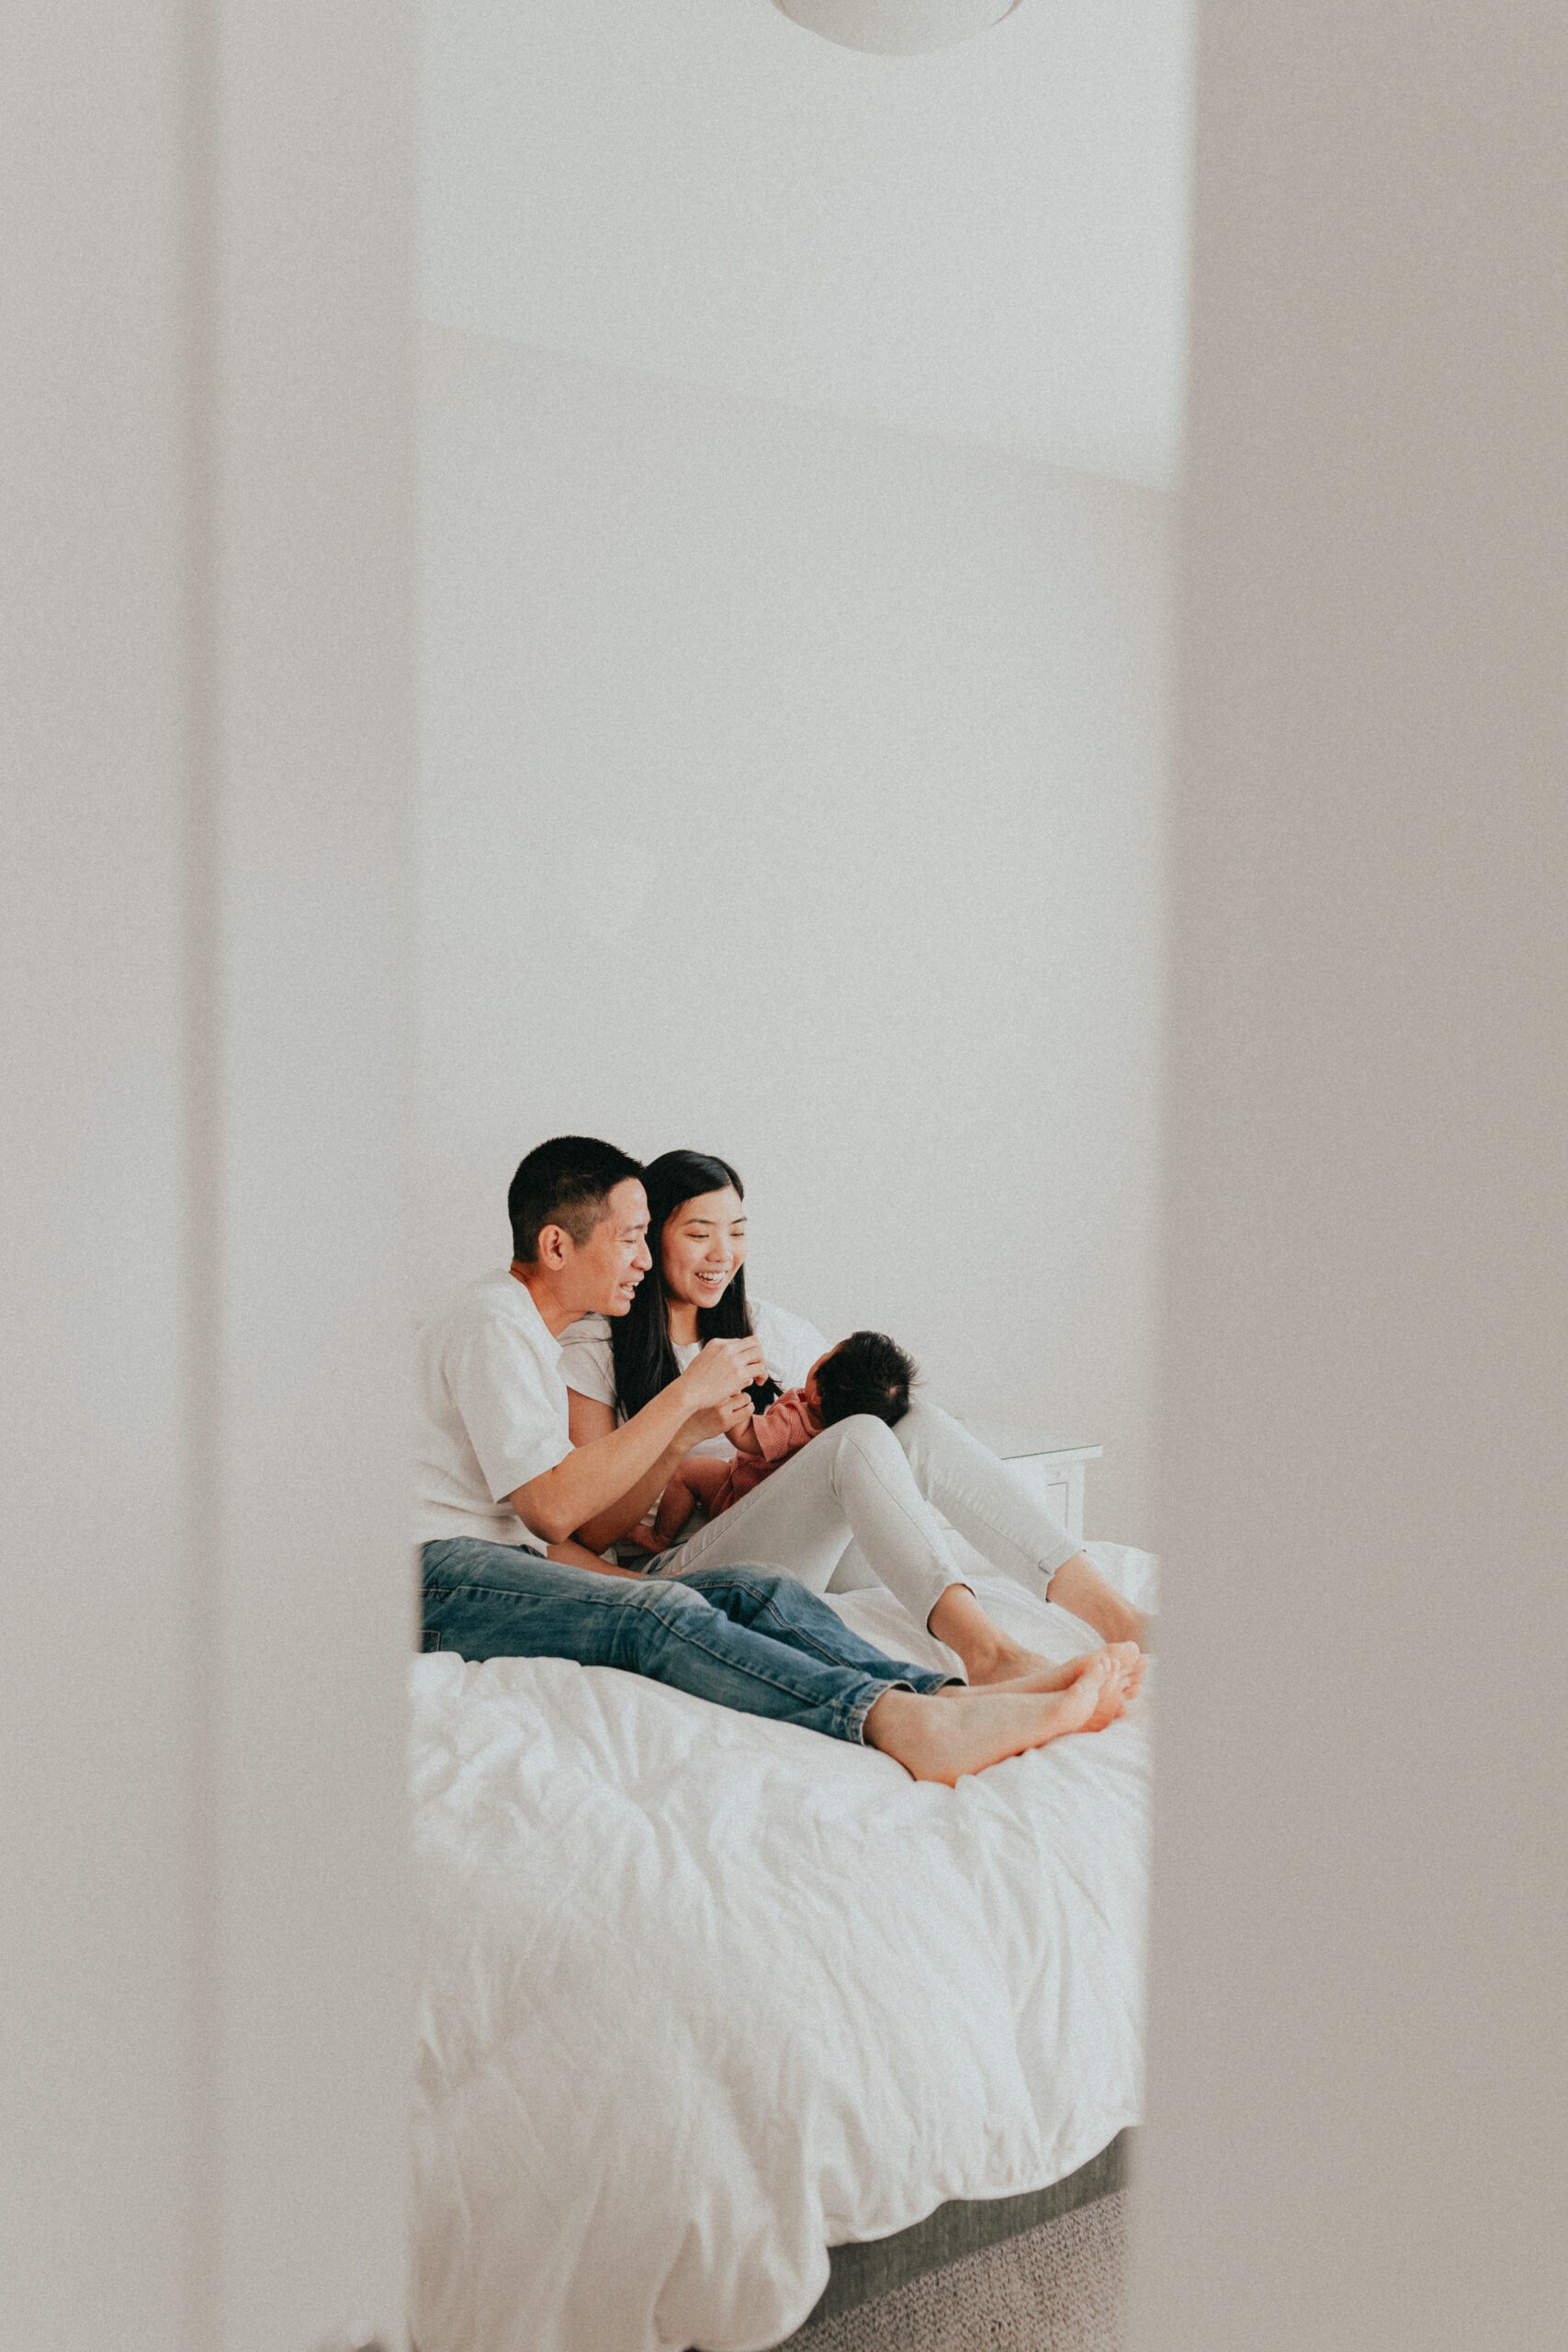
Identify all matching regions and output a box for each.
[549,1337,766,1555]
[676,1335,767,1411]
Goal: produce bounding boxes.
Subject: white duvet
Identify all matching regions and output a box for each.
[410,1545,1156,2352]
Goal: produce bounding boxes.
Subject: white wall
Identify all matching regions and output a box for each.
[421,0,1192,489]
[1133,6,1568,2349]
[3,13,194,2344]
[2,9,415,2348]
[420,326,1171,1541]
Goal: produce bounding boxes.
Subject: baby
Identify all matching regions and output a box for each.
[644,1329,918,1548]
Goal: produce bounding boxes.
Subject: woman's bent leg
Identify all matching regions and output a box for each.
[420,1539,915,1743]
[890,1400,1081,1588]
[662,1417,965,1628]
[890,1401,1145,1644]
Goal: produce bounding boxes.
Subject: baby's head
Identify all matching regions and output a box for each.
[807,1331,918,1430]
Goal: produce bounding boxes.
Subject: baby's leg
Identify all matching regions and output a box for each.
[676,1457,731,1511]
[652,1476,696,1545]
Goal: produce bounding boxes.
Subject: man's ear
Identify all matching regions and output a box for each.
[534,1223,571,1272]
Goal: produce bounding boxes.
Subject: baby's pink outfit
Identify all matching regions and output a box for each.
[708,1388,824,1517]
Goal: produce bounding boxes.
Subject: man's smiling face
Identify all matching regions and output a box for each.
[563,1177,652,1317]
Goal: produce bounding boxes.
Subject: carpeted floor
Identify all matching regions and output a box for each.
[773,2188,1128,2352]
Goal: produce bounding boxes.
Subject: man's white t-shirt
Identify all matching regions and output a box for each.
[558,1298,828,1457]
[414,1267,573,1548]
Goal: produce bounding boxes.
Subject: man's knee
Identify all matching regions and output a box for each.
[678,1565,795,1618]
[581,1574,704,1672]
[624,1576,707,1623]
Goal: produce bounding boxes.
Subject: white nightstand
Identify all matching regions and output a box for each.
[957,1420,1103,1545]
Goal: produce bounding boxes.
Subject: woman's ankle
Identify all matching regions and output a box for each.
[1045,1554,1145,1646]
[925,1582,1001,1673]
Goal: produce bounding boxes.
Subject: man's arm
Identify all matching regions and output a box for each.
[567,1414,705,1551]
[567,1389,753,1551]
[564,1389,706,1549]
[510,1335,764,1545]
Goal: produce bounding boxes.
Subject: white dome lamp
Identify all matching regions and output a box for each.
[770,2,1024,58]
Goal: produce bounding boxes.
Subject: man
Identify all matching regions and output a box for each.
[415,1136,1130,1782]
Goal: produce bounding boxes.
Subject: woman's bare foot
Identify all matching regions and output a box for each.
[963,1635,1081,1687]
[926,1583,1138,1692]
[953,1642,1145,1726]
[863,1657,1114,1785]
[1043,1553,1149,1650]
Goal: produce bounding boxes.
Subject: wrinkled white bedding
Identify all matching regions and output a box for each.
[410,1545,1156,2352]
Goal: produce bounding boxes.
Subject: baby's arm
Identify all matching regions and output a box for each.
[734,1389,817,1461]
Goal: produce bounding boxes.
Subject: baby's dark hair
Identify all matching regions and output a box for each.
[812,1331,918,1430]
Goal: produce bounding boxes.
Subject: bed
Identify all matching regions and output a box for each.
[409,1543,1156,2352]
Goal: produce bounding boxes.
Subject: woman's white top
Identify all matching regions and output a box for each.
[558,1297,828,1453]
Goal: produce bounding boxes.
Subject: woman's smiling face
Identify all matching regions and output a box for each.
[660,1186,748,1314]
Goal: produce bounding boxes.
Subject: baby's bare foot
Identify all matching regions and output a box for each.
[864,1657,1114,1785]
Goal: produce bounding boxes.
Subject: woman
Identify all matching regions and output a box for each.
[562,1150,1146,1690]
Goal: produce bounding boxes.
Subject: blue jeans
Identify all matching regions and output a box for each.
[419,1540,955,1745]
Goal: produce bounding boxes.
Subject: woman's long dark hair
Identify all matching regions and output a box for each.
[610,1149,780,1421]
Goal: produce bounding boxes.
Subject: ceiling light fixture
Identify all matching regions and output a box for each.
[769,2,1024,57]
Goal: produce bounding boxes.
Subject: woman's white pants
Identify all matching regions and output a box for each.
[660,1400,1081,1634]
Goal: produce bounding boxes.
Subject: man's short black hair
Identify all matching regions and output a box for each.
[508,1136,645,1264]
[813,1331,918,1430]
